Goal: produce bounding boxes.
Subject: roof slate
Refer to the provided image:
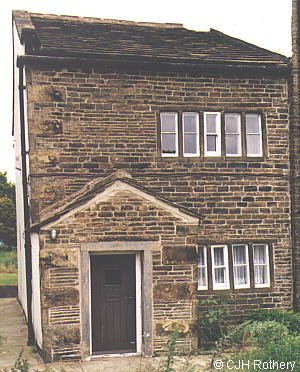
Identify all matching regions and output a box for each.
[31,171,201,230]
[13,10,289,68]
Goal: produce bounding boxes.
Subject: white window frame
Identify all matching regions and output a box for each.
[211,245,230,290]
[183,112,200,157]
[253,244,270,288]
[197,246,208,290]
[232,244,250,289]
[160,112,178,157]
[204,112,221,157]
[245,114,263,157]
[225,113,242,157]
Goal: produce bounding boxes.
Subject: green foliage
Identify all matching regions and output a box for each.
[0,272,18,286]
[226,321,251,345]
[247,321,289,347]
[0,172,16,249]
[0,172,15,201]
[160,327,180,372]
[214,310,300,372]
[181,359,196,372]
[224,335,300,372]
[245,308,300,335]
[198,296,229,347]
[0,250,17,273]
[227,309,300,347]
[12,349,29,372]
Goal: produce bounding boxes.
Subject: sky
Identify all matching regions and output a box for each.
[0,0,292,182]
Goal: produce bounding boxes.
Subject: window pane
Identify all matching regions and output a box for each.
[162,133,177,154]
[246,114,260,133]
[215,267,225,284]
[246,134,261,155]
[225,114,241,156]
[207,135,217,151]
[233,245,249,287]
[253,244,269,286]
[198,267,206,288]
[104,269,122,286]
[199,246,206,266]
[206,114,217,133]
[161,113,177,132]
[254,265,267,284]
[233,245,246,265]
[253,245,267,264]
[184,134,197,154]
[234,266,247,285]
[214,247,224,266]
[225,114,240,133]
[204,113,220,156]
[198,246,207,288]
[183,113,197,132]
[226,135,240,155]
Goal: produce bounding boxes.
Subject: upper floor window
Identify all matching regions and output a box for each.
[225,113,241,157]
[160,112,178,157]
[204,112,221,156]
[246,114,263,157]
[159,111,264,158]
[183,112,200,157]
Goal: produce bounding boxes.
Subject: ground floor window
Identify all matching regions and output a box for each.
[211,245,230,290]
[232,244,250,289]
[198,243,271,290]
[253,244,270,288]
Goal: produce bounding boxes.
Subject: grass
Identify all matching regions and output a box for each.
[0,272,18,286]
[0,249,17,273]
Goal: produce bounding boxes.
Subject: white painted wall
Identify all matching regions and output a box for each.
[13,20,28,318]
[31,233,42,347]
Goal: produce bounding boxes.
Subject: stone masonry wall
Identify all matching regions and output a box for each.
[292,0,300,311]
[25,65,293,358]
[39,189,199,361]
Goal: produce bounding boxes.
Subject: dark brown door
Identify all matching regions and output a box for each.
[91,254,136,353]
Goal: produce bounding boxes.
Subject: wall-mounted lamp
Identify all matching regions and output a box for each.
[50,229,57,241]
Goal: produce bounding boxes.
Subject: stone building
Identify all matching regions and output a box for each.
[292,0,300,312]
[12,10,293,362]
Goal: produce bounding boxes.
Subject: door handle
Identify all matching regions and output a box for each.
[126,296,135,300]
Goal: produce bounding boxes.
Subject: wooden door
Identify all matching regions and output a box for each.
[91,254,136,353]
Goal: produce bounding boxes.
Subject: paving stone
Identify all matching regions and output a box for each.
[0,298,211,371]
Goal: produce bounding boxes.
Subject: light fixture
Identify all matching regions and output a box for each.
[50,229,57,241]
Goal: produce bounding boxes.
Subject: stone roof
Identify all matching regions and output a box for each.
[13,10,289,68]
[31,171,201,230]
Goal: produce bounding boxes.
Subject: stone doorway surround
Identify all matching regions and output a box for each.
[80,241,157,359]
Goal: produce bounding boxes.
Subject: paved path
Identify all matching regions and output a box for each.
[0,298,43,371]
[0,298,211,371]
